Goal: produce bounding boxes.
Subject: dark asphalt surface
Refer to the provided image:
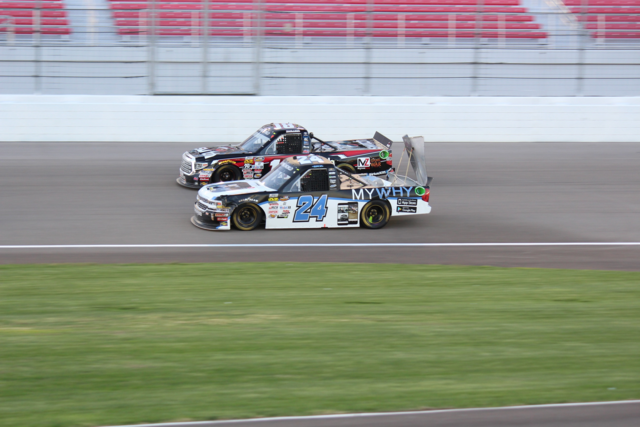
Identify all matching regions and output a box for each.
[105,402,640,427]
[1,142,640,269]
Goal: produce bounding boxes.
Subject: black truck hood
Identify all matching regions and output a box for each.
[189,145,249,160]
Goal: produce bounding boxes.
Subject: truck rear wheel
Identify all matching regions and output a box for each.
[360,200,390,229]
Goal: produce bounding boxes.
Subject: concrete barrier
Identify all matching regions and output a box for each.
[1,95,639,143]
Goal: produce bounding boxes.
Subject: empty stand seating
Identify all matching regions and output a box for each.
[0,0,71,35]
[565,0,640,39]
[107,0,547,40]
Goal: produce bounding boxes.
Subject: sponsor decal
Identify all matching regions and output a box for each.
[397,206,417,213]
[282,209,290,214]
[357,157,371,169]
[379,150,389,160]
[269,202,279,208]
[201,182,207,185]
[218,160,234,165]
[268,210,279,215]
[352,187,414,200]
[254,174,262,178]
[255,162,264,169]
[337,202,359,226]
[371,158,381,168]
[279,196,290,201]
[239,197,259,203]
[220,221,228,226]
[244,158,254,164]
[243,171,253,179]
[203,168,215,172]
[397,198,418,206]
[193,176,199,181]
[277,214,289,219]
[269,214,276,218]
[268,198,278,202]
[255,156,265,162]
[215,213,228,218]
[281,163,294,171]
[269,194,278,198]
[199,171,212,178]
[415,187,426,196]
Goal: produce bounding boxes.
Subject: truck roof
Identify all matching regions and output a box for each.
[285,154,332,167]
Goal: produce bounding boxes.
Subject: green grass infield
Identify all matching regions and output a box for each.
[1,263,639,427]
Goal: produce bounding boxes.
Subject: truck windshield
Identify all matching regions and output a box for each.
[238,126,273,153]
[259,161,295,190]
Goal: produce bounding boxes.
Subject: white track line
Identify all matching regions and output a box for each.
[1,242,640,250]
[103,400,640,427]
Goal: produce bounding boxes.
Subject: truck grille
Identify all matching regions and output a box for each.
[181,160,193,174]
[197,201,208,211]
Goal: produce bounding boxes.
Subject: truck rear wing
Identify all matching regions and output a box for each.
[402,135,429,187]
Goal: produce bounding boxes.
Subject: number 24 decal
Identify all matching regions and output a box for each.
[294,195,328,222]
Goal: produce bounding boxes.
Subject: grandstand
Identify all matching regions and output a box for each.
[2,0,640,44]
[0,0,71,37]
[1,0,639,95]
[566,0,640,40]
[109,0,546,42]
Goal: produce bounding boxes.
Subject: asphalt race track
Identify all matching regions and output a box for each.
[1,141,640,269]
[107,401,640,427]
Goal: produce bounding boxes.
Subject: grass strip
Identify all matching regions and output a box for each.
[0,262,639,427]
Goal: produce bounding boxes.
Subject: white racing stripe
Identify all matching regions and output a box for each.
[1,242,640,249]
[102,400,640,427]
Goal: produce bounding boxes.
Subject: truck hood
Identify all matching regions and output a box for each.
[189,145,248,160]
[198,180,271,200]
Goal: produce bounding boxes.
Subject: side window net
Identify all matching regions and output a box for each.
[277,133,302,155]
[301,169,329,192]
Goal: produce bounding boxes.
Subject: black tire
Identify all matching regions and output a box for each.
[360,200,390,229]
[336,163,356,173]
[213,165,241,183]
[232,204,262,231]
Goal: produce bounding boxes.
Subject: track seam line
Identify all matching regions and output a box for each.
[102,400,640,427]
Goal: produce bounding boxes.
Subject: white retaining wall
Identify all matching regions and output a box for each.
[1,95,639,143]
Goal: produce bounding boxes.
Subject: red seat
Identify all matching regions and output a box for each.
[262,12,531,21]
[592,30,640,37]
[0,2,64,8]
[564,0,640,5]
[0,9,66,16]
[586,22,640,28]
[571,6,640,12]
